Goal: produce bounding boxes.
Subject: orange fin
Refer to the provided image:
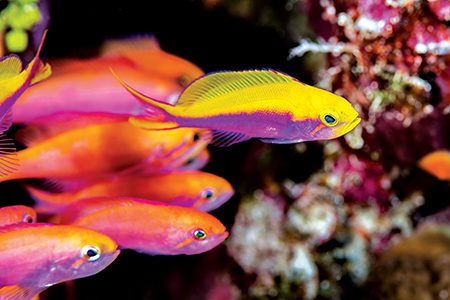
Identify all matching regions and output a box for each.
[418,150,450,180]
[128,117,179,130]
[0,134,19,178]
[0,285,40,300]
[100,35,160,57]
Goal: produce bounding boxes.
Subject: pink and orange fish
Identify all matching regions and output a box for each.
[28,170,234,214]
[59,197,228,255]
[0,205,36,227]
[12,36,203,124]
[0,223,119,297]
[0,121,210,181]
[113,69,361,146]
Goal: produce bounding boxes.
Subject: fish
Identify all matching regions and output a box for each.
[0,31,51,132]
[99,36,204,86]
[112,69,361,146]
[173,148,210,171]
[0,32,51,178]
[0,205,36,227]
[59,197,228,255]
[418,150,450,181]
[0,121,210,181]
[0,223,119,288]
[27,170,234,214]
[12,36,203,124]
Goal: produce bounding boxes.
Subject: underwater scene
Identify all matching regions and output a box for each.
[0,0,449,299]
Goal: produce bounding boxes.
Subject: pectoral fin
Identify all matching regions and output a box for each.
[210,130,251,147]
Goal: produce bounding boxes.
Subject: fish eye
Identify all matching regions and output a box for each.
[193,132,201,142]
[193,229,207,240]
[201,188,215,201]
[81,245,101,262]
[184,157,195,166]
[22,214,35,223]
[323,114,338,126]
[176,75,191,87]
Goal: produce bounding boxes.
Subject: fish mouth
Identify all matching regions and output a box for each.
[193,190,235,212]
[346,117,361,131]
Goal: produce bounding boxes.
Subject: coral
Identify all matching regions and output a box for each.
[291,0,450,165]
[227,177,422,299]
[364,226,450,300]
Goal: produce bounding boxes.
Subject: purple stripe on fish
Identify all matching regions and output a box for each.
[173,112,328,141]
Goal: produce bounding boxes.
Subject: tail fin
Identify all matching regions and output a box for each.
[26,30,52,86]
[26,185,76,214]
[110,67,181,129]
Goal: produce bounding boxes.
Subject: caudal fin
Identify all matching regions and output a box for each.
[25,185,76,214]
[110,67,182,129]
[26,30,52,86]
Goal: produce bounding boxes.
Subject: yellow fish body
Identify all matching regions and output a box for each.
[113,69,361,146]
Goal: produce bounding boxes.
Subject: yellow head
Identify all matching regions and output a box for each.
[302,85,361,140]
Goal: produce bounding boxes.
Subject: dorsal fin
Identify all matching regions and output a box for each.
[0,55,23,80]
[100,36,160,57]
[177,69,298,107]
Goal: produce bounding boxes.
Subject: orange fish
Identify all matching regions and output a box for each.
[0,121,210,181]
[99,36,204,86]
[418,150,450,180]
[12,36,204,124]
[0,223,119,288]
[59,197,228,255]
[28,170,234,214]
[0,205,36,227]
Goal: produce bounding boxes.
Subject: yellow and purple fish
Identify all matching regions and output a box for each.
[0,223,119,290]
[59,197,228,255]
[113,69,361,146]
[0,32,51,133]
[27,170,234,214]
[0,205,36,227]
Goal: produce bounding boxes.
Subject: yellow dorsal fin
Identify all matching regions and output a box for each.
[177,69,298,107]
[30,61,52,85]
[0,55,23,80]
[100,36,160,57]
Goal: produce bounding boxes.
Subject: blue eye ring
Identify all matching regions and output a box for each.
[322,113,338,126]
[193,229,207,240]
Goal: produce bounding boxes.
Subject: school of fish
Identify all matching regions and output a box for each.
[0,32,360,299]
